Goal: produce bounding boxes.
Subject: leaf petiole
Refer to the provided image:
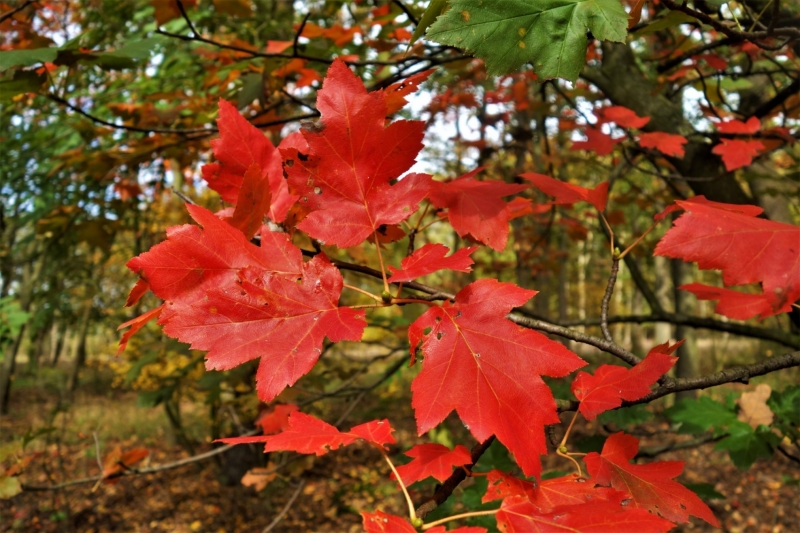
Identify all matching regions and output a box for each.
[376,446,418,522]
[343,283,383,303]
[420,509,499,530]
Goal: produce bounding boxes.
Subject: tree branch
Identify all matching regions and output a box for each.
[0,0,34,24]
[661,0,800,45]
[560,314,800,350]
[329,256,643,365]
[416,436,495,519]
[642,350,800,402]
[21,428,260,491]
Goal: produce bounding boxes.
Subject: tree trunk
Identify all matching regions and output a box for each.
[0,325,26,415]
[672,259,700,400]
[654,256,673,344]
[66,305,92,392]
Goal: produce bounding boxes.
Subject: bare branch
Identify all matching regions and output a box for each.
[560,314,800,350]
[416,437,496,519]
[0,0,34,24]
[21,429,260,491]
[392,0,420,26]
[261,479,306,533]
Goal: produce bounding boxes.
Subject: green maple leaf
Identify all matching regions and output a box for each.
[426,0,628,80]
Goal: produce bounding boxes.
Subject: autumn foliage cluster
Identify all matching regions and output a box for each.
[118,60,799,531]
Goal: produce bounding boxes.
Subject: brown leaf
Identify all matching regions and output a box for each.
[240,464,277,492]
[738,384,774,428]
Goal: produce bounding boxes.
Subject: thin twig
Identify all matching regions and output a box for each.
[261,479,306,533]
[21,429,260,491]
[416,437,495,519]
[600,258,620,343]
[0,0,34,24]
[392,0,419,25]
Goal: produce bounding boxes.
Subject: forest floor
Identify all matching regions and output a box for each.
[1,368,799,533]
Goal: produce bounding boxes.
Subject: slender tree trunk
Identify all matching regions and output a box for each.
[672,259,700,400]
[654,256,673,344]
[66,305,92,392]
[26,321,49,374]
[0,325,26,415]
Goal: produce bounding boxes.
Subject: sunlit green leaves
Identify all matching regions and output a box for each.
[665,396,738,434]
[0,48,57,71]
[426,0,628,80]
[715,422,779,469]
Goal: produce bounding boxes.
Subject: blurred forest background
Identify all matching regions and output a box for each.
[1,0,799,531]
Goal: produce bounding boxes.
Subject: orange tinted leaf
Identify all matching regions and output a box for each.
[255,404,299,435]
[387,243,476,282]
[570,128,619,156]
[711,139,764,171]
[265,40,293,53]
[361,510,417,533]
[522,173,609,211]
[599,106,650,129]
[638,131,687,157]
[716,116,760,134]
[384,69,433,115]
[117,305,163,355]
[102,446,149,483]
[584,433,719,526]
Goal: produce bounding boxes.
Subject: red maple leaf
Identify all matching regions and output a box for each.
[409,279,586,477]
[102,446,149,484]
[126,204,364,402]
[654,194,764,221]
[255,404,299,435]
[162,254,365,402]
[521,173,609,211]
[428,167,528,252]
[584,432,720,526]
[393,443,472,485]
[598,106,650,129]
[220,412,395,453]
[496,493,675,533]
[387,244,477,282]
[655,200,800,317]
[506,197,539,220]
[349,419,396,449]
[117,305,163,354]
[125,278,149,307]
[361,511,416,533]
[679,282,777,320]
[228,163,271,238]
[711,138,764,171]
[716,116,760,134]
[483,470,537,503]
[385,69,433,115]
[533,475,623,512]
[570,128,620,156]
[283,60,431,248]
[201,99,299,222]
[571,342,679,420]
[638,131,688,157]
[127,204,303,303]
